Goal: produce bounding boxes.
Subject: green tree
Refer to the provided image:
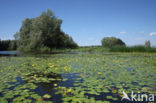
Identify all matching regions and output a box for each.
[145,40,151,48]
[101,37,125,47]
[17,9,78,52]
[9,40,17,50]
[14,32,20,40]
[0,40,11,50]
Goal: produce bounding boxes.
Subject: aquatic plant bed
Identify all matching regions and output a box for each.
[0,53,156,103]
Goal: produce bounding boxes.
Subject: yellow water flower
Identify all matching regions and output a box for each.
[67,89,72,93]
[97,72,102,75]
[50,65,54,68]
[54,83,57,86]
[34,74,37,77]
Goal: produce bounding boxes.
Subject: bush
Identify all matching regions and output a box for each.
[101,37,125,48]
[38,45,51,53]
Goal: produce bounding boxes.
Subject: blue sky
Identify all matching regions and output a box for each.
[0,0,156,46]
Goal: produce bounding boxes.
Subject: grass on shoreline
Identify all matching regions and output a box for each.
[2,46,155,54]
[55,46,156,53]
[109,46,156,53]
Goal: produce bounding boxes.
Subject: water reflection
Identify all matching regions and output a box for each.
[0,51,22,57]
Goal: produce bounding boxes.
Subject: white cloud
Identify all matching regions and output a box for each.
[120,31,126,34]
[149,32,156,36]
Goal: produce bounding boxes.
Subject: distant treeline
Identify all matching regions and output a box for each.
[110,45,156,52]
[101,37,156,52]
[72,37,156,53]
[0,40,17,51]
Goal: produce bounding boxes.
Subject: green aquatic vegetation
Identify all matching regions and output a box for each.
[13,96,25,102]
[3,91,14,99]
[102,88,110,93]
[106,96,113,99]
[43,94,51,99]
[0,97,8,103]
[0,53,156,102]
[103,101,110,103]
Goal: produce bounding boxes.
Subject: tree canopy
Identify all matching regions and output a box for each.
[16,9,78,52]
[0,39,17,51]
[145,40,151,48]
[101,37,125,47]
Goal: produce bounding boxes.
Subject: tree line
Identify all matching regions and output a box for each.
[0,39,17,51]
[101,37,151,48]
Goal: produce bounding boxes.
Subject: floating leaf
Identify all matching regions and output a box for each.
[43,94,51,99]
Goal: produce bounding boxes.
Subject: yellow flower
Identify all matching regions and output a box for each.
[50,65,54,68]
[54,83,57,86]
[67,89,72,93]
[34,74,37,77]
[97,72,102,75]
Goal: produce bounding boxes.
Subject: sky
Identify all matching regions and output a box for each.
[0,0,156,46]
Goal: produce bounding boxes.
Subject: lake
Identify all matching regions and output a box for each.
[0,51,156,103]
[0,51,21,57]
